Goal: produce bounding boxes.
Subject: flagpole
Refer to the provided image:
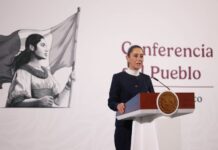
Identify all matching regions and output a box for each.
[67,7,81,108]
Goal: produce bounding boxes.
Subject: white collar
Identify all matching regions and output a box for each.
[125,68,140,76]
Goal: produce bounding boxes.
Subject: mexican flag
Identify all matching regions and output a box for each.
[0,9,80,89]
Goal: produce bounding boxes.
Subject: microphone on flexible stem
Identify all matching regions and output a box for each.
[151,77,171,91]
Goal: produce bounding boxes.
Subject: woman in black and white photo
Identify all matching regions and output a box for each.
[6,34,74,107]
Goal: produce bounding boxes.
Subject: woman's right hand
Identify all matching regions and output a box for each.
[64,71,76,90]
[38,96,54,107]
[117,103,125,114]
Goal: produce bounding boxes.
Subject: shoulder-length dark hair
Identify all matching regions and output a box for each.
[11,34,44,71]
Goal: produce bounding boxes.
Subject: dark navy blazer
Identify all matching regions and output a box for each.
[108,71,154,127]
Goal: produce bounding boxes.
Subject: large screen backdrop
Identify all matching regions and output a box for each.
[0,0,217,150]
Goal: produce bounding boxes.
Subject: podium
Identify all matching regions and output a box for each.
[116,91,195,150]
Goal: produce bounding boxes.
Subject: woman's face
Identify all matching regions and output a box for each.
[34,38,48,59]
[126,47,144,70]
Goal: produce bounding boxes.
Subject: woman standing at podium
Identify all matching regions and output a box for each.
[108,45,154,150]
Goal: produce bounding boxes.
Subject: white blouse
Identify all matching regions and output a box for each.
[7,67,59,105]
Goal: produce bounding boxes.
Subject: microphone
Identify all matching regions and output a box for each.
[151,77,171,91]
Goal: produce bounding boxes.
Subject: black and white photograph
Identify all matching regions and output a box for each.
[0,10,79,108]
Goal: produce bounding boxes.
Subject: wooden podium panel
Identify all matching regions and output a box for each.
[117,92,195,120]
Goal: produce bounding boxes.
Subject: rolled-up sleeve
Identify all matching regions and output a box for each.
[7,69,32,106]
